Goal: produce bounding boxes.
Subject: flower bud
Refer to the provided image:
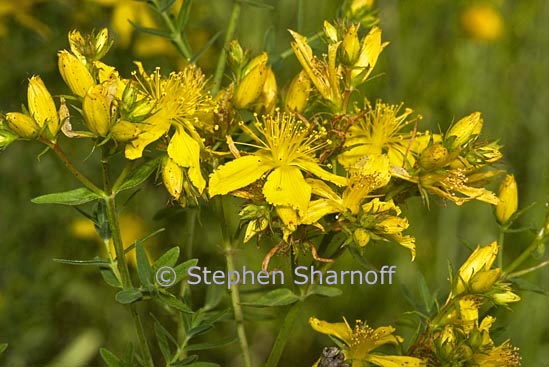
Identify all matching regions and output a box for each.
[58,50,95,98]
[419,143,449,170]
[227,40,245,70]
[285,70,311,113]
[491,290,521,305]
[162,157,184,200]
[470,268,501,293]
[111,121,141,142]
[5,112,40,139]
[342,24,361,65]
[233,53,268,109]
[353,228,371,247]
[257,66,277,114]
[455,241,498,295]
[94,28,112,60]
[82,84,111,137]
[68,30,87,64]
[27,76,59,136]
[323,21,339,43]
[496,174,518,224]
[446,112,483,150]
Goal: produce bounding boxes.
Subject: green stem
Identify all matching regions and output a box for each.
[264,302,301,367]
[112,160,135,193]
[102,157,154,367]
[216,197,252,367]
[212,0,241,95]
[150,0,192,59]
[497,226,505,269]
[40,138,103,196]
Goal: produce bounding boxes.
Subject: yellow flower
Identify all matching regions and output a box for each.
[27,76,59,137]
[461,4,504,42]
[350,26,387,87]
[472,316,521,366]
[209,112,347,216]
[82,83,114,137]
[338,101,420,168]
[309,317,426,367]
[496,174,518,224]
[125,63,213,193]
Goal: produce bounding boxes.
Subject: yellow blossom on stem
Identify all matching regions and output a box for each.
[209,112,347,216]
[58,50,96,98]
[309,317,426,367]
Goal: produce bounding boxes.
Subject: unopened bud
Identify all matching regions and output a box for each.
[27,76,59,137]
[233,53,268,109]
[58,50,95,98]
[257,67,277,114]
[82,84,111,137]
[446,112,483,150]
[342,24,361,65]
[5,112,40,139]
[285,70,311,113]
[162,157,184,200]
[470,268,501,293]
[496,175,518,224]
[323,21,339,43]
[419,143,448,170]
[353,228,371,247]
[111,121,141,142]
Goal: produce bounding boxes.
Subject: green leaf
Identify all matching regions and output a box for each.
[306,285,342,298]
[417,272,434,313]
[31,187,102,205]
[176,0,193,29]
[186,337,237,352]
[173,258,199,285]
[129,21,171,38]
[154,247,180,270]
[348,245,378,271]
[115,289,143,304]
[156,293,193,313]
[101,268,121,288]
[510,278,549,296]
[53,257,110,267]
[170,355,199,366]
[154,320,173,362]
[136,241,153,286]
[100,348,122,367]
[242,288,300,307]
[0,343,7,355]
[117,157,161,193]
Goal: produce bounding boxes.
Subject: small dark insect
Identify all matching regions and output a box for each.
[318,347,349,367]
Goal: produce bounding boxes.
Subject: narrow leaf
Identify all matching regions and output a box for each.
[173,258,199,285]
[115,289,143,304]
[154,321,173,362]
[176,0,193,29]
[100,348,122,367]
[190,32,222,64]
[184,362,220,367]
[32,188,101,205]
[156,293,193,313]
[117,157,161,193]
[187,324,213,339]
[242,288,299,307]
[129,21,172,38]
[136,241,153,286]
[101,268,121,288]
[185,337,237,352]
[239,0,274,9]
[0,343,7,354]
[53,257,110,266]
[154,247,180,269]
[307,285,342,298]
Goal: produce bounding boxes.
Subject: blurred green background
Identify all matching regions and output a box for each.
[0,0,547,366]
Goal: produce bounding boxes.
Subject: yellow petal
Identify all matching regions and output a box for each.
[309,317,352,344]
[27,76,59,136]
[209,155,272,197]
[365,355,427,367]
[162,157,183,200]
[58,50,95,98]
[125,113,170,160]
[263,166,311,215]
[458,241,498,286]
[167,127,205,193]
[303,199,341,225]
[296,160,347,186]
[496,174,518,224]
